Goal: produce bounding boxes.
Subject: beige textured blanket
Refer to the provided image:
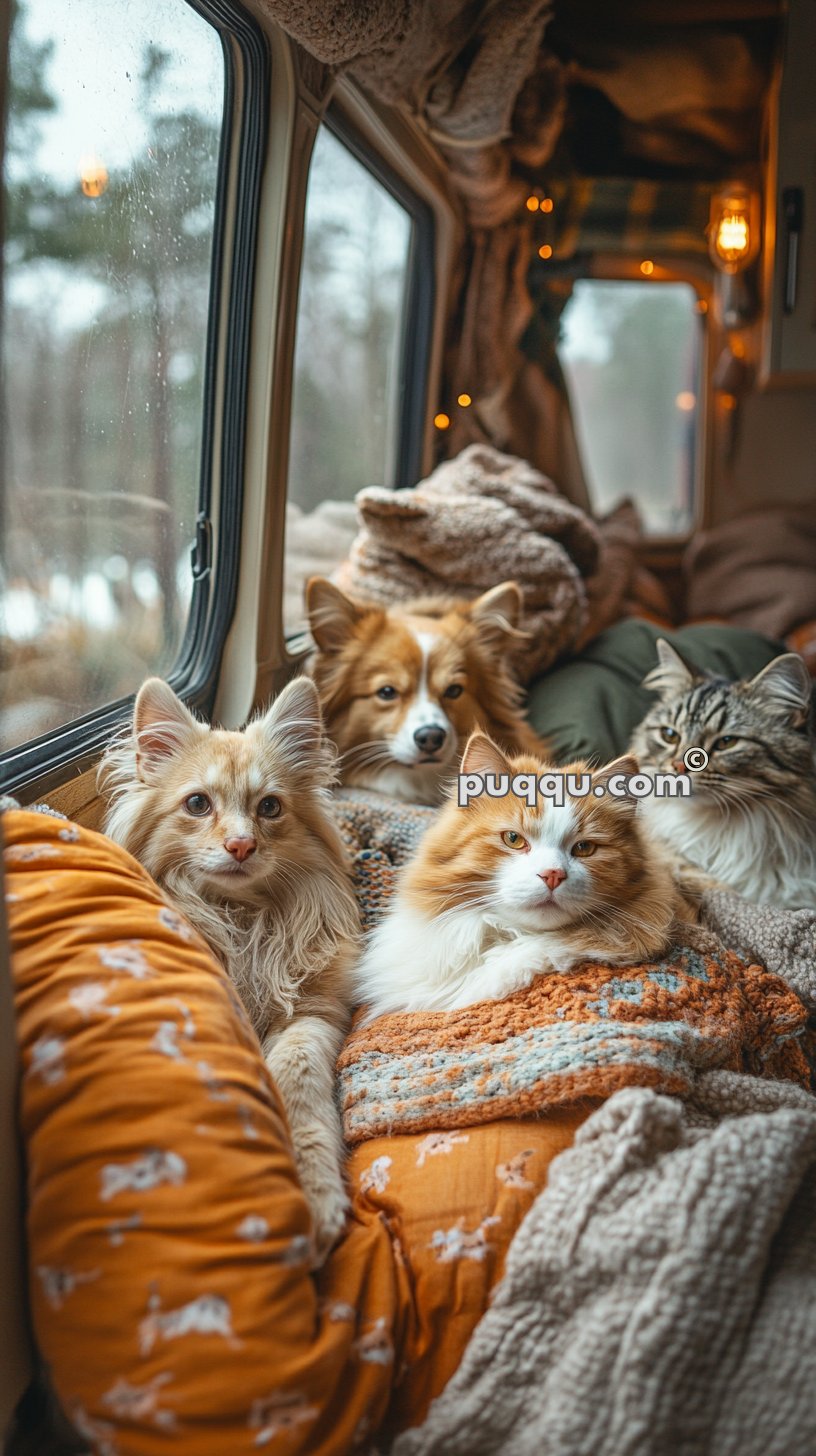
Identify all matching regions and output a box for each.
[392,1071,816,1456]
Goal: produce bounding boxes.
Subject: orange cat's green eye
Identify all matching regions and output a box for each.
[184,793,211,817]
[571,840,596,857]
[257,795,281,819]
[501,830,528,851]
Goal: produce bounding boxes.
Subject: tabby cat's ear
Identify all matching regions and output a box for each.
[748,653,812,725]
[642,638,700,698]
[460,731,511,782]
[134,678,202,781]
[260,676,324,761]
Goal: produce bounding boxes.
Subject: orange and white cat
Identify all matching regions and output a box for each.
[99,676,359,1261]
[354,733,681,1016]
[306,577,547,805]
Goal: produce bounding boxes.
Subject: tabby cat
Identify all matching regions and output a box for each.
[630,639,816,910]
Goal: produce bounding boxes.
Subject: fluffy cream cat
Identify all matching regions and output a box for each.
[99,676,359,1261]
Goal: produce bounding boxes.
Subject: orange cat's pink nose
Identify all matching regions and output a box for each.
[539,868,566,891]
[224,836,257,862]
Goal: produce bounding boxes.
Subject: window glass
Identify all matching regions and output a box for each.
[558,280,701,535]
[284,125,412,636]
[1,0,224,752]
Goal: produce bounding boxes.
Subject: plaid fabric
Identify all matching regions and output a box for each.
[530,176,713,260]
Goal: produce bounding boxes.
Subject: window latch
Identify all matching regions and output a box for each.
[191,512,213,582]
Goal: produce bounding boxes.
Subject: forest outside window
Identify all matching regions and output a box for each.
[0,0,224,754]
[284,122,413,637]
[558,279,702,536]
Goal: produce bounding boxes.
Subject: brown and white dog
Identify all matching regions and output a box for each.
[305,576,547,804]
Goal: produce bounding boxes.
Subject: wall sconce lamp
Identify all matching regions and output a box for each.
[708,183,760,274]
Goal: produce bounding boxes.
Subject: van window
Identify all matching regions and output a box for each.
[558,280,701,535]
[284,123,413,636]
[1,0,224,752]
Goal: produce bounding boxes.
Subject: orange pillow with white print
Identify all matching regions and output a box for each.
[5,809,400,1456]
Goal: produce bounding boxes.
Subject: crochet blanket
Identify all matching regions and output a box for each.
[337,925,810,1144]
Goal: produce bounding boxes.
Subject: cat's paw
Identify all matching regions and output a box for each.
[302,1171,350,1268]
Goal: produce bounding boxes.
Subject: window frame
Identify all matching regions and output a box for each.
[548,255,712,546]
[0,0,269,800]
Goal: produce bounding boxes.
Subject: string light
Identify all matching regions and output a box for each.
[538,244,553,260]
[457,393,472,408]
[79,155,109,198]
[675,391,696,412]
[525,195,539,212]
[640,259,655,276]
[540,197,554,213]
[433,412,450,430]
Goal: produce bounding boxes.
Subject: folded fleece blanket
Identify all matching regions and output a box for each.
[334,445,672,681]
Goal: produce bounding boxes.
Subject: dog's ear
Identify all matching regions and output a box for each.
[460,730,511,781]
[466,582,529,649]
[306,577,365,652]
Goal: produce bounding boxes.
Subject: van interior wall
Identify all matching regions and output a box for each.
[714,390,816,523]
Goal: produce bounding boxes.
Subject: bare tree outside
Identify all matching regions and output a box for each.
[284,126,411,632]
[0,0,223,751]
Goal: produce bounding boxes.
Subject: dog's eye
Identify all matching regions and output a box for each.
[184,793,211,817]
[501,830,528,850]
[443,683,464,700]
[571,840,596,857]
[660,726,679,744]
[376,685,398,701]
[257,795,281,819]
[712,735,736,752]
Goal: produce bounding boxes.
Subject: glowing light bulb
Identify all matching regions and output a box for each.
[708,184,759,274]
[640,259,655,276]
[457,393,472,408]
[540,197,554,213]
[538,244,553,260]
[675,391,696,412]
[433,412,450,430]
[525,195,539,212]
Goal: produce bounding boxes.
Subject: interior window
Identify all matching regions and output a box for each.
[558,279,701,535]
[284,124,413,637]
[1,0,224,753]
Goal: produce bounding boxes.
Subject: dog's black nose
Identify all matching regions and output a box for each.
[414,725,447,754]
